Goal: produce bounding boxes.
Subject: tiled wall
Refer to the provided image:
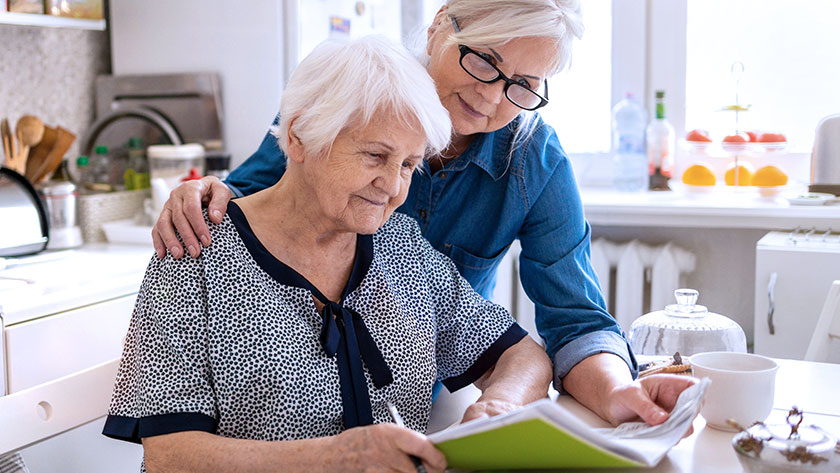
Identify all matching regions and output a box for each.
[0,23,110,160]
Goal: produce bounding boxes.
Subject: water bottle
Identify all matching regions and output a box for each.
[612,93,648,192]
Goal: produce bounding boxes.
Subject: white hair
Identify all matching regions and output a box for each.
[444,0,583,75]
[272,35,451,159]
[414,0,584,161]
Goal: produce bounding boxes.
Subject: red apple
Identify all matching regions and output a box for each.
[686,129,712,142]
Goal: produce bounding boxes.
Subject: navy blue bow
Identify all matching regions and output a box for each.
[320,301,393,428]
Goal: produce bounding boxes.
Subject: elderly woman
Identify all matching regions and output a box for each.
[153,0,696,430]
[103,36,550,472]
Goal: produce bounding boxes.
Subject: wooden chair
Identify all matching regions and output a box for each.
[804,281,840,363]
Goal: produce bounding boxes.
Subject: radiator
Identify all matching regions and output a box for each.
[590,239,696,331]
[493,239,695,342]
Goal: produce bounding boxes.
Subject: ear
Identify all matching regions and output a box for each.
[285,118,306,164]
[426,4,449,56]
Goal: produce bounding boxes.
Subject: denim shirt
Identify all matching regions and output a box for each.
[225,114,638,390]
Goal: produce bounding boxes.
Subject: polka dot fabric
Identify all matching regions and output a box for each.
[104,207,526,461]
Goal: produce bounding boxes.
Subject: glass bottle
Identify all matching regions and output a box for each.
[124,137,149,190]
[646,90,675,190]
[611,93,648,192]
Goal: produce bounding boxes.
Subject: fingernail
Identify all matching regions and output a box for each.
[188,245,197,257]
[200,235,211,246]
[655,411,667,421]
[212,210,222,220]
[170,246,181,258]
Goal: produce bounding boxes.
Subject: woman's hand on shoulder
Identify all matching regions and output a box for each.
[331,423,446,472]
[605,374,698,434]
[152,176,232,260]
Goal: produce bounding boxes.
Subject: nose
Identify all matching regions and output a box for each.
[374,164,402,198]
[475,79,505,105]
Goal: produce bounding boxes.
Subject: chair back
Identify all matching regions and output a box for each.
[804,281,840,362]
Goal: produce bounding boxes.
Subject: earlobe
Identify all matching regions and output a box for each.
[286,118,306,164]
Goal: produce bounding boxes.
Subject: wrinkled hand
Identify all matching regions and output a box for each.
[331,423,446,473]
[461,399,521,423]
[152,176,232,259]
[606,374,698,434]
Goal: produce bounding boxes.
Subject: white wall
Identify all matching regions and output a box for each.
[109,0,286,167]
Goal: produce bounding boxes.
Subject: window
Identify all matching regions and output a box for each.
[541,0,612,154]
[685,0,840,152]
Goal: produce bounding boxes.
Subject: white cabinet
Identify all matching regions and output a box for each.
[0,245,149,471]
[754,232,840,359]
[5,295,134,393]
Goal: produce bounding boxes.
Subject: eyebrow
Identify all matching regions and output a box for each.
[487,48,541,81]
[362,141,395,152]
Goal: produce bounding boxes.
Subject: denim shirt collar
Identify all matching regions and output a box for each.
[452,122,516,182]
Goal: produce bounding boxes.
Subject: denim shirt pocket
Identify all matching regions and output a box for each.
[443,243,511,297]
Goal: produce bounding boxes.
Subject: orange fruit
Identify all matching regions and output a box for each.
[745,131,759,142]
[752,165,788,186]
[724,162,754,186]
[682,164,716,186]
[758,132,786,143]
[686,129,712,142]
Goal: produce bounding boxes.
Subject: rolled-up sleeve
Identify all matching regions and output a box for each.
[516,130,637,392]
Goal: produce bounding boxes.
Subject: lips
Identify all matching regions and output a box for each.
[458,95,486,119]
[358,196,386,206]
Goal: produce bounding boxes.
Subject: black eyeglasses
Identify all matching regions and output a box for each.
[451,17,549,111]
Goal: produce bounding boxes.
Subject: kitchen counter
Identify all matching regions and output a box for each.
[0,244,152,326]
[581,188,840,230]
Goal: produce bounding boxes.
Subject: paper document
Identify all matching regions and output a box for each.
[428,378,709,470]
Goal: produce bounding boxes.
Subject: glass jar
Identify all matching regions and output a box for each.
[628,288,747,356]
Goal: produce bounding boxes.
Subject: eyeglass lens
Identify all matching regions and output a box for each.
[460,51,543,109]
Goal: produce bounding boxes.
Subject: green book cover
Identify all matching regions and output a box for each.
[429,380,709,471]
[434,417,641,470]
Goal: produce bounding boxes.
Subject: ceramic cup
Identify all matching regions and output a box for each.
[690,351,779,431]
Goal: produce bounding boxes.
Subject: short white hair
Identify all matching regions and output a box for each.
[444,0,584,75]
[273,35,451,158]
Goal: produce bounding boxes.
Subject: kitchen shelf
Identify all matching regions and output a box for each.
[0,11,105,31]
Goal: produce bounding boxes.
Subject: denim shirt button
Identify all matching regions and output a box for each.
[439,172,448,179]
[419,209,427,219]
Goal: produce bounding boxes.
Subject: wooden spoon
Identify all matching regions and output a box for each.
[15,115,45,173]
[0,118,11,168]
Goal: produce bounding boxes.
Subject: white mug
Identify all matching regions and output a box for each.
[690,351,779,431]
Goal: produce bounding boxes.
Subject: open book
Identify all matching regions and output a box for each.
[428,378,709,470]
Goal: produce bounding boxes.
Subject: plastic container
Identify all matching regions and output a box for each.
[628,288,747,356]
[147,143,205,192]
[611,93,648,192]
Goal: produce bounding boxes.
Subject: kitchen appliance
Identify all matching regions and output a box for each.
[40,181,83,250]
[754,230,840,359]
[810,114,840,195]
[0,167,48,256]
[75,73,224,186]
[629,288,747,356]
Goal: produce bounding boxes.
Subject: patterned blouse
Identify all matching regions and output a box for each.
[103,201,526,451]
